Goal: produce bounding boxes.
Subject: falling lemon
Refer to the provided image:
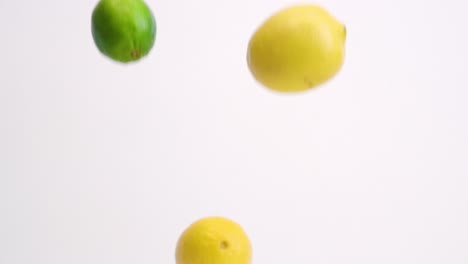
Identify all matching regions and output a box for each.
[247,4,346,92]
[175,216,252,264]
[91,0,156,63]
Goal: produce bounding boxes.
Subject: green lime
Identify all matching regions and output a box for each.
[91,0,156,63]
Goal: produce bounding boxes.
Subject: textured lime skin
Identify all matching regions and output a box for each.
[91,0,156,63]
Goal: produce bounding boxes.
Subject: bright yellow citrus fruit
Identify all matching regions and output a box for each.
[175,216,252,264]
[247,4,346,92]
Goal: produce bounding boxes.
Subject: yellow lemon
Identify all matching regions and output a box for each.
[247,4,346,92]
[175,216,252,264]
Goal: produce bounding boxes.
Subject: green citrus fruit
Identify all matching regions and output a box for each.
[247,4,346,92]
[91,0,156,63]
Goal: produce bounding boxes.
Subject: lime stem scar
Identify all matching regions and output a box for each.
[131,49,141,59]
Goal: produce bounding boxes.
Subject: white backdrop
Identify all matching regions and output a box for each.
[1,0,468,263]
